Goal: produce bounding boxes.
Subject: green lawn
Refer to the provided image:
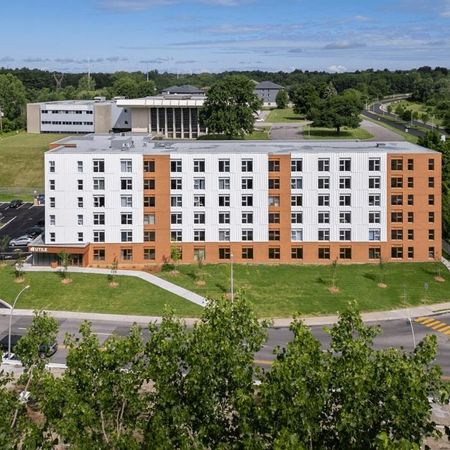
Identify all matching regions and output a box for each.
[158,262,450,317]
[0,266,202,317]
[266,108,305,123]
[393,100,442,126]
[0,132,69,198]
[303,126,373,140]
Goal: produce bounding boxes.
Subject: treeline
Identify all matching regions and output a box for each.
[2,300,449,449]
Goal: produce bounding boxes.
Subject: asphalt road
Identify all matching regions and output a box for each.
[362,110,425,139]
[1,313,449,375]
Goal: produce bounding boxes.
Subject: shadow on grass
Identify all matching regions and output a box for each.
[308,130,354,138]
[215,283,228,293]
[363,272,377,282]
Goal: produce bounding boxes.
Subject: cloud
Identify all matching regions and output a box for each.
[139,57,173,64]
[97,0,247,10]
[105,56,128,62]
[353,15,371,21]
[288,48,303,53]
[323,41,367,49]
[22,57,51,62]
[0,56,14,62]
[327,64,347,73]
[54,58,75,63]
[175,59,197,64]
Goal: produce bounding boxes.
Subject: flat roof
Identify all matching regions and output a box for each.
[29,99,118,106]
[117,94,205,107]
[47,133,438,155]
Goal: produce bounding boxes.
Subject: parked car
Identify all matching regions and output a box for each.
[26,226,44,238]
[9,235,33,247]
[37,193,45,205]
[9,199,23,208]
[38,342,58,358]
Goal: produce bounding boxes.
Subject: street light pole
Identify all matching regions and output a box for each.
[407,316,416,349]
[7,285,30,359]
[230,253,234,304]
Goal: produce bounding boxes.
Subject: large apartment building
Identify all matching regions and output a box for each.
[30,135,442,267]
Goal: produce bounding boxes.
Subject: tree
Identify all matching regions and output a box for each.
[199,75,262,138]
[108,257,119,287]
[308,91,363,133]
[0,235,10,253]
[136,80,156,97]
[170,245,181,269]
[78,75,96,92]
[288,83,320,116]
[14,251,25,281]
[0,73,27,130]
[58,251,71,281]
[275,89,288,109]
[112,76,139,98]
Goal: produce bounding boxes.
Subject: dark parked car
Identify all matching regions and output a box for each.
[26,226,44,238]
[9,199,23,208]
[37,193,45,205]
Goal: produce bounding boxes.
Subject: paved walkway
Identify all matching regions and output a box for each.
[359,118,404,141]
[21,265,207,307]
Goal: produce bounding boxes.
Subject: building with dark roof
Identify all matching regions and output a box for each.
[254,81,284,107]
[162,85,205,95]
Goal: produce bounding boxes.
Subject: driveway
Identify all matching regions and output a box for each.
[269,124,304,140]
[360,118,405,141]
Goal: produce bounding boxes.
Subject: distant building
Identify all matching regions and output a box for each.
[26,98,131,134]
[117,94,207,139]
[162,85,205,95]
[254,81,284,107]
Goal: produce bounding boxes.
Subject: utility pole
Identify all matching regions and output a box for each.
[0,105,3,133]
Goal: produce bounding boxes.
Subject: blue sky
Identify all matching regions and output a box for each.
[1,0,449,73]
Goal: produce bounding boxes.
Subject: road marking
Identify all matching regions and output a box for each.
[0,216,16,229]
[415,317,435,325]
[415,317,450,337]
[254,359,274,366]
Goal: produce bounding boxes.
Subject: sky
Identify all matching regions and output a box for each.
[1,0,449,74]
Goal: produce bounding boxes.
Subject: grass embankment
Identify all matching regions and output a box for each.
[303,126,373,140]
[0,132,69,201]
[158,262,450,317]
[266,108,305,123]
[393,100,443,127]
[0,265,202,317]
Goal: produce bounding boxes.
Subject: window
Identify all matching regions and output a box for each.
[77,161,83,173]
[219,195,230,207]
[369,194,381,206]
[407,177,414,188]
[291,229,303,241]
[194,178,206,190]
[144,179,155,190]
[121,178,132,190]
[77,197,83,208]
[194,212,205,224]
[49,160,55,172]
[391,195,403,205]
[391,247,403,259]
[269,179,280,189]
[339,177,351,189]
[318,247,330,259]
[77,179,83,191]
[121,213,133,225]
[428,177,435,188]
[291,159,302,172]
[369,158,381,171]
[93,230,105,242]
[219,229,230,241]
[49,215,55,225]
[171,195,182,207]
[318,195,330,206]
[77,214,83,225]
[170,178,182,190]
[391,229,403,240]
[242,212,253,224]
[318,158,330,172]
[49,180,55,190]
[194,230,205,241]
[291,247,303,259]
[144,248,156,260]
[339,229,351,241]
[269,160,280,172]
[269,230,280,241]
[291,195,302,207]
[93,249,105,261]
[407,194,414,206]
[369,247,381,259]
[193,195,205,207]
[121,249,132,261]
[428,194,435,205]
[121,230,133,242]
[339,195,351,206]
[390,212,402,223]
[93,195,105,207]
[171,160,182,172]
[144,213,155,225]
[93,178,105,190]
[120,195,132,208]
[242,178,253,189]
[429,229,435,240]
[242,247,253,259]
[428,212,435,223]
[242,195,253,207]
[171,213,182,225]
[219,159,230,172]
[144,196,155,207]
[391,159,403,170]
[50,197,55,208]
[193,159,205,172]
[428,247,435,259]
[340,212,351,224]
[340,248,352,259]
[318,212,330,224]
[50,232,55,243]
[242,229,253,241]
[318,177,330,189]
[428,158,435,170]
[268,196,280,207]
[291,178,303,189]
[93,159,105,173]
[408,229,414,240]
[269,247,280,259]
[318,229,330,241]
[370,177,381,189]
[369,229,381,241]
[219,178,230,189]
[290,212,302,224]
[121,159,132,172]
[219,248,231,259]
[407,247,414,259]
[171,230,182,242]
[242,159,253,172]
[407,212,414,223]
[407,159,414,170]
[267,213,280,224]
[144,231,155,242]
[144,160,155,172]
[339,158,351,171]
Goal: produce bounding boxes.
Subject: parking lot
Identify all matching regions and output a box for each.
[0,202,44,252]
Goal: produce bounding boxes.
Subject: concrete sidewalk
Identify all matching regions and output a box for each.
[21,265,206,307]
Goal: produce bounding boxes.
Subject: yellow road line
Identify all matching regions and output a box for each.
[254,359,274,366]
[416,317,435,325]
[437,325,450,333]
[433,323,450,331]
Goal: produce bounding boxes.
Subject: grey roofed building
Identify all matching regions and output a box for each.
[162,85,205,95]
[254,81,284,107]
